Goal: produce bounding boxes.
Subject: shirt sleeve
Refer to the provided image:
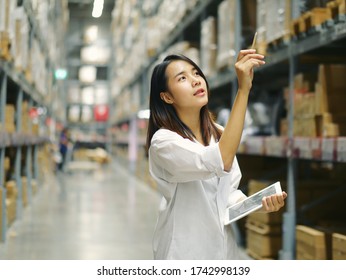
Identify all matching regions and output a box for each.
[228,190,247,206]
[149,129,233,183]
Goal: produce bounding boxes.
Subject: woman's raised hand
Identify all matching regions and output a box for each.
[234,49,265,93]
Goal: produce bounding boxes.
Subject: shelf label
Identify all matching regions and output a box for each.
[335,22,346,38]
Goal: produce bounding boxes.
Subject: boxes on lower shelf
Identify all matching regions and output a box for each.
[247,210,284,226]
[332,233,346,260]
[5,181,18,227]
[244,179,284,259]
[296,224,346,260]
[296,225,332,260]
[246,226,282,259]
[6,198,16,227]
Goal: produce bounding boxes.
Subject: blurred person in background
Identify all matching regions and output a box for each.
[58,127,69,171]
[146,50,287,260]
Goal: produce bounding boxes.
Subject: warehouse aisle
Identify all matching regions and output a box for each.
[0,159,161,260]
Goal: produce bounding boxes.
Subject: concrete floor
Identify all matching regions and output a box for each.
[0,158,250,260]
[0,159,161,260]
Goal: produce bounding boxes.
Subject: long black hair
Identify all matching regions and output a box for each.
[145,54,222,154]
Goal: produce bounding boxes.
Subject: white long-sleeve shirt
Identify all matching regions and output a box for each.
[149,128,246,260]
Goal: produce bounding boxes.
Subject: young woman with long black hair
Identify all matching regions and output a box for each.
[146,49,287,260]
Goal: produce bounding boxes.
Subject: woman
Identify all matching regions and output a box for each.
[146,50,287,260]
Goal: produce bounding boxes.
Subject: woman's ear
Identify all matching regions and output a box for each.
[160,92,173,104]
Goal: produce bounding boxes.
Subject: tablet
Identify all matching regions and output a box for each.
[224,181,282,225]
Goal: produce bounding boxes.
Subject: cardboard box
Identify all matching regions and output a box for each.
[294,117,317,137]
[332,233,346,260]
[5,180,17,199]
[6,197,16,226]
[318,65,346,117]
[296,225,332,260]
[246,228,282,259]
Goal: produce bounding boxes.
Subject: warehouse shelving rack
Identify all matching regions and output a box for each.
[0,0,68,242]
[0,66,48,242]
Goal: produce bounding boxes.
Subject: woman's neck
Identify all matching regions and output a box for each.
[178,110,203,144]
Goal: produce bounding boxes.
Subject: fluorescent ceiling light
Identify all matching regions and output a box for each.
[92,0,104,18]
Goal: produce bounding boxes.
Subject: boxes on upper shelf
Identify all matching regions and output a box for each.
[200,16,217,77]
[216,0,237,70]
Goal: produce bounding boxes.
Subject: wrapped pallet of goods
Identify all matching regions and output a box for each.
[216,0,237,70]
[200,16,217,77]
[0,0,16,61]
[281,64,346,138]
[256,0,292,54]
[13,6,29,73]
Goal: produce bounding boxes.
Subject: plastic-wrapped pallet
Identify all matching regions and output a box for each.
[12,7,29,71]
[200,16,217,77]
[216,0,237,70]
[257,0,292,46]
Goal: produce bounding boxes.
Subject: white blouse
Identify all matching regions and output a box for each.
[149,128,246,260]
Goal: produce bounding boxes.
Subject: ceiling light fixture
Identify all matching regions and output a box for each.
[92,0,104,18]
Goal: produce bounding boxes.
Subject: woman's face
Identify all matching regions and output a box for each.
[162,60,208,113]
